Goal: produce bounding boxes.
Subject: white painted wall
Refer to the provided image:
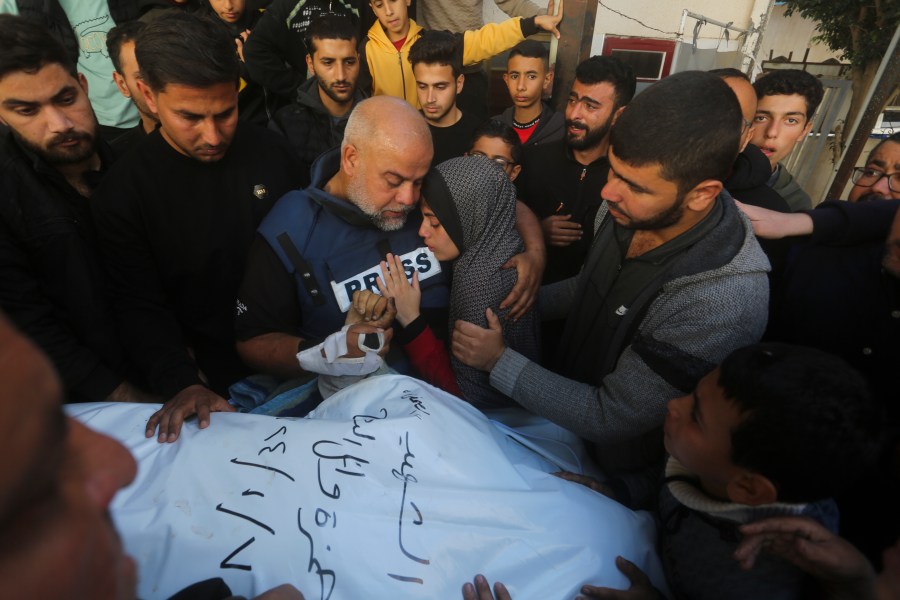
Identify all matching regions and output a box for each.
[757,4,844,65]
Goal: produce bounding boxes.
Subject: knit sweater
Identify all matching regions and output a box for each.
[489,195,770,473]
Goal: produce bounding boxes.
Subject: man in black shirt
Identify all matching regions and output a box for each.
[518,55,635,284]
[92,13,303,443]
[0,15,152,404]
[409,31,481,165]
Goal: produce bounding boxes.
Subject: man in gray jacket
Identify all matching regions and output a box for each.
[452,71,770,503]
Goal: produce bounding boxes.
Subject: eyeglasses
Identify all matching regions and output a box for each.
[851,167,899,192]
[469,151,516,169]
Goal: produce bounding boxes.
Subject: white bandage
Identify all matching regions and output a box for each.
[297,326,384,376]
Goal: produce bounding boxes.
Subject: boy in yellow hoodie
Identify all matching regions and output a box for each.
[359,0,562,107]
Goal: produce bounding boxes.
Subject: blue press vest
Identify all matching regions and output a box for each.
[258,186,449,340]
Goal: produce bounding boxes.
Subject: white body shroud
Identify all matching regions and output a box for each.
[69,375,666,600]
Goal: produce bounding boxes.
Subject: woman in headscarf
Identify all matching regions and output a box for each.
[378,155,539,409]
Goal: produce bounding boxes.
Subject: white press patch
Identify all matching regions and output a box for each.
[331,247,441,312]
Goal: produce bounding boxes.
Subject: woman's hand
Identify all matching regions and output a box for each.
[377,253,421,327]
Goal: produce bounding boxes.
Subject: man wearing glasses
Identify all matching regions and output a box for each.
[849,132,900,202]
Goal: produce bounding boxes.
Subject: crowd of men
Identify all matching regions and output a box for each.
[0,1,898,599]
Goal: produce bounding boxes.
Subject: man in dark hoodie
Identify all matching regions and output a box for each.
[270,14,366,186]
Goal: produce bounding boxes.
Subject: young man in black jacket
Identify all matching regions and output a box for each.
[0,15,153,403]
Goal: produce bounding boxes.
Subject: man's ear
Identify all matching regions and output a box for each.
[684,179,723,213]
[725,471,778,506]
[509,163,522,182]
[77,72,89,95]
[342,142,360,176]
[611,105,626,125]
[455,73,465,95]
[112,71,131,99]
[796,118,814,143]
[305,53,314,74]
[136,79,157,114]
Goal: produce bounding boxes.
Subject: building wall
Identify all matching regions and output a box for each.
[757,4,844,64]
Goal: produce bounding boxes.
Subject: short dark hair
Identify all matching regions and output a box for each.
[508,40,549,71]
[574,55,636,109]
[869,131,900,161]
[719,343,882,503]
[709,67,750,83]
[753,69,824,121]
[0,14,75,80]
[470,119,523,164]
[135,12,240,92]
[408,30,461,79]
[306,14,358,55]
[107,21,147,75]
[609,71,741,194]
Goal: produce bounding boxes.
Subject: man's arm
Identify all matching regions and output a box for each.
[500,201,546,319]
[242,0,306,98]
[454,269,769,445]
[737,199,899,244]
[460,0,563,66]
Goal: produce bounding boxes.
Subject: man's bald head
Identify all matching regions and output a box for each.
[343,95,432,159]
[340,96,434,231]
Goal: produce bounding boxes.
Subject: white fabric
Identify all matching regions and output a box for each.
[296,325,384,376]
[69,375,668,599]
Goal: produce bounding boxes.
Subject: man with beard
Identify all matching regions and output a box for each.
[452,72,770,501]
[235,95,448,382]
[849,132,900,202]
[269,14,367,187]
[91,13,302,443]
[0,15,154,404]
[517,55,635,284]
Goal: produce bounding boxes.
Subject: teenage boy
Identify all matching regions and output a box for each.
[91,13,303,442]
[409,31,480,164]
[467,118,524,182]
[359,0,562,107]
[563,343,882,600]
[495,39,563,147]
[270,14,367,186]
[751,69,824,211]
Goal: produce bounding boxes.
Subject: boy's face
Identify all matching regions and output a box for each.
[413,62,462,127]
[663,368,745,499]
[369,0,411,42]
[503,55,548,111]
[750,93,812,170]
[468,135,521,181]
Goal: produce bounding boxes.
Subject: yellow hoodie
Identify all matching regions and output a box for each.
[362,17,531,108]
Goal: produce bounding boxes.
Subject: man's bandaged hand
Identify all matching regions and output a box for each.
[296,324,389,376]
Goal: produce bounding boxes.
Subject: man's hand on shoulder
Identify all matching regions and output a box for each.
[145,384,235,443]
[452,308,506,372]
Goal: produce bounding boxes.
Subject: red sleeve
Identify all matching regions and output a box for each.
[402,325,463,397]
